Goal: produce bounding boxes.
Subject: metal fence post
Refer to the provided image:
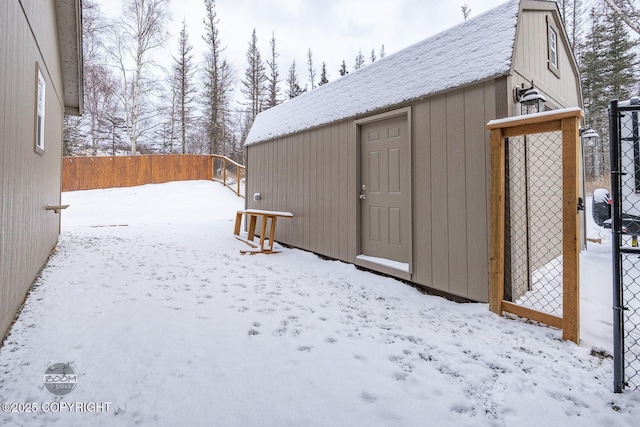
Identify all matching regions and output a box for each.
[609,99,625,393]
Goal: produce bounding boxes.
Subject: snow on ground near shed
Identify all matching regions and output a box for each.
[0,180,639,426]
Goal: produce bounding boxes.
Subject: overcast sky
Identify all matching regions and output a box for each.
[99,0,509,93]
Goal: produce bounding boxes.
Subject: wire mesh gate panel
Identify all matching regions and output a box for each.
[505,132,564,316]
[487,109,584,343]
[610,99,640,392]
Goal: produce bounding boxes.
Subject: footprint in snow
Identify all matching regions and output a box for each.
[360,391,378,403]
[392,371,409,381]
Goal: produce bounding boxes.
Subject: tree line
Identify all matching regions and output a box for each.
[577,0,639,183]
[63,0,386,161]
[64,0,640,185]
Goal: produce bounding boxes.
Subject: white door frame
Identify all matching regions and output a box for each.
[354,107,412,280]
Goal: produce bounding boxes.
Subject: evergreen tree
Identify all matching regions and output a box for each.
[202,0,229,155]
[241,28,267,127]
[581,6,608,128]
[319,62,329,86]
[581,4,638,180]
[581,6,609,181]
[307,48,316,89]
[266,31,281,108]
[217,59,235,155]
[172,20,197,154]
[607,10,637,100]
[370,49,376,63]
[354,49,365,70]
[339,60,349,76]
[379,44,386,59]
[286,60,305,99]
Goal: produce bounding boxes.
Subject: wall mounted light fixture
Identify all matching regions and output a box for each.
[514,81,547,115]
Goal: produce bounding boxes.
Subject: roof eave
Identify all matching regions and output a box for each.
[246,70,513,147]
[55,0,84,116]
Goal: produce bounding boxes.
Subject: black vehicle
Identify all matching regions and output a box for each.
[594,188,640,236]
[592,188,611,226]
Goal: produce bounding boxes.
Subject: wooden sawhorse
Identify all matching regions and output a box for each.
[234,209,294,254]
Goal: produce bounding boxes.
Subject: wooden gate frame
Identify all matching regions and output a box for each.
[487,108,584,344]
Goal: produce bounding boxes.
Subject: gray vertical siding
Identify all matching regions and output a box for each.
[412,101,433,291]
[428,94,450,293]
[246,120,357,262]
[245,5,580,303]
[512,7,581,109]
[410,81,498,301]
[1,0,67,337]
[247,80,499,302]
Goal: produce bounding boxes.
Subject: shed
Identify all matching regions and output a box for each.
[244,0,582,302]
[0,0,83,338]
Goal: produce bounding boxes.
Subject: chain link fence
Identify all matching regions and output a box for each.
[610,99,640,392]
[504,132,564,318]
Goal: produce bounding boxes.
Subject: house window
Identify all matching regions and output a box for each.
[549,29,557,67]
[547,20,560,78]
[35,64,46,155]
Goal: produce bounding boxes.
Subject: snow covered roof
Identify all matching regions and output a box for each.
[246,0,521,145]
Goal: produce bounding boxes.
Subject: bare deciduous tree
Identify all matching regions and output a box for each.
[85,64,120,155]
[461,4,471,20]
[603,0,640,36]
[109,0,170,155]
[65,0,119,156]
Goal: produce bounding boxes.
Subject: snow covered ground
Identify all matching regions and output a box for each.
[0,180,639,426]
